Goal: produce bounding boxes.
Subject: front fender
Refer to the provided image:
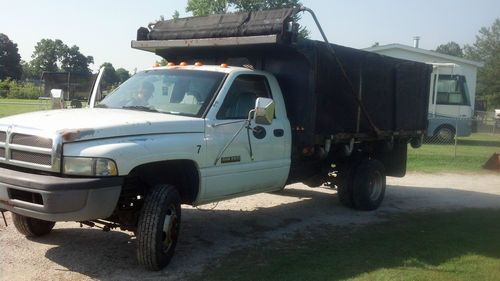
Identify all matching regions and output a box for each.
[63,133,205,175]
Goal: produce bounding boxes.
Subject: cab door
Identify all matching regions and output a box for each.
[202,73,290,201]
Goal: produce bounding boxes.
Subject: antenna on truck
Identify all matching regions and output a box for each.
[298,7,381,137]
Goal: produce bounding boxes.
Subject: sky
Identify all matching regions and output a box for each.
[1,0,499,73]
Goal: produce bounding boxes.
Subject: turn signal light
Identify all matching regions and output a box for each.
[220,63,229,68]
[167,62,176,66]
[194,61,203,66]
[179,62,188,66]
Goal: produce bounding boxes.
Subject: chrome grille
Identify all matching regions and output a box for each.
[0,128,59,172]
[11,133,52,148]
[10,150,52,166]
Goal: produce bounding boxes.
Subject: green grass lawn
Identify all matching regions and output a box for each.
[195,209,500,281]
[0,98,51,118]
[407,133,500,173]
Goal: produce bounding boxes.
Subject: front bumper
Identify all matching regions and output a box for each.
[0,166,123,222]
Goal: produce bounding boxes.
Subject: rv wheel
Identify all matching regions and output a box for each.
[434,126,455,143]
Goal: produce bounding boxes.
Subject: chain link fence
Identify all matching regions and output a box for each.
[409,110,500,172]
[474,110,500,135]
[425,111,499,143]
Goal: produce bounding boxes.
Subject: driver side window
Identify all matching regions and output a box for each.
[217,75,271,119]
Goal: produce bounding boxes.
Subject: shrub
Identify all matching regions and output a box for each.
[0,79,41,99]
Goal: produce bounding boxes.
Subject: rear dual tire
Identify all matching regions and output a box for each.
[337,159,386,211]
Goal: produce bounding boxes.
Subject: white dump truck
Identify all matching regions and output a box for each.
[0,8,431,270]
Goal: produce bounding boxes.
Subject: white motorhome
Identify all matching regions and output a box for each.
[427,63,473,142]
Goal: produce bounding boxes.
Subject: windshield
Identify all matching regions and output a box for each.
[97,69,225,117]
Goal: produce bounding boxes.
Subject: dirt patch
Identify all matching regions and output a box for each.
[1,172,499,280]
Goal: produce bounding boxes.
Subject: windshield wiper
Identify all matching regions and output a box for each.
[95,103,108,108]
[122,105,159,113]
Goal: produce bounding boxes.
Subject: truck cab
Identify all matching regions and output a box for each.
[94,65,291,202]
[0,64,292,269]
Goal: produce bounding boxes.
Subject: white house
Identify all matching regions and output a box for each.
[364,43,483,111]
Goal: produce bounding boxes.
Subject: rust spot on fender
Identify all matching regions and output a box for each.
[58,128,95,142]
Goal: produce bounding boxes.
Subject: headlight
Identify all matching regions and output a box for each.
[63,157,118,176]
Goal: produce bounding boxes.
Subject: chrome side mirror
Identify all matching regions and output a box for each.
[253,97,274,125]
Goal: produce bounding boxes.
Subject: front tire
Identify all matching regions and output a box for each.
[136,185,181,271]
[352,159,386,211]
[12,213,55,237]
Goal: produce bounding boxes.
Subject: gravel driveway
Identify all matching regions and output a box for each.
[1,172,500,281]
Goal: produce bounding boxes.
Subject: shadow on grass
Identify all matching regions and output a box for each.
[197,209,500,281]
[18,185,500,281]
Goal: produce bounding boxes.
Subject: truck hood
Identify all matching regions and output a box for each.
[0,108,205,142]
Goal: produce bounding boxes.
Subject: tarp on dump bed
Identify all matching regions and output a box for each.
[134,9,431,146]
[145,8,295,42]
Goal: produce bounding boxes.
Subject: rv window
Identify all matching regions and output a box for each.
[435,75,470,106]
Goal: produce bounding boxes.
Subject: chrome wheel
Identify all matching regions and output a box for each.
[435,127,455,142]
[162,206,179,253]
[368,171,384,202]
[352,159,386,211]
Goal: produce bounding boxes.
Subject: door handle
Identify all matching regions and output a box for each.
[273,129,284,137]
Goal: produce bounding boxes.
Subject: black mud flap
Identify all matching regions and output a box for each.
[373,140,407,177]
[1,209,7,226]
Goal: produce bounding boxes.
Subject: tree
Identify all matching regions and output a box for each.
[0,33,22,80]
[100,62,119,89]
[115,68,131,84]
[435,41,463,58]
[186,0,228,16]
[29,39,93,78]
[61,45,94,75]
[21,60,36,80]
[30,39,66,76]
[172,10,180,19]
[464,19,500,109]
